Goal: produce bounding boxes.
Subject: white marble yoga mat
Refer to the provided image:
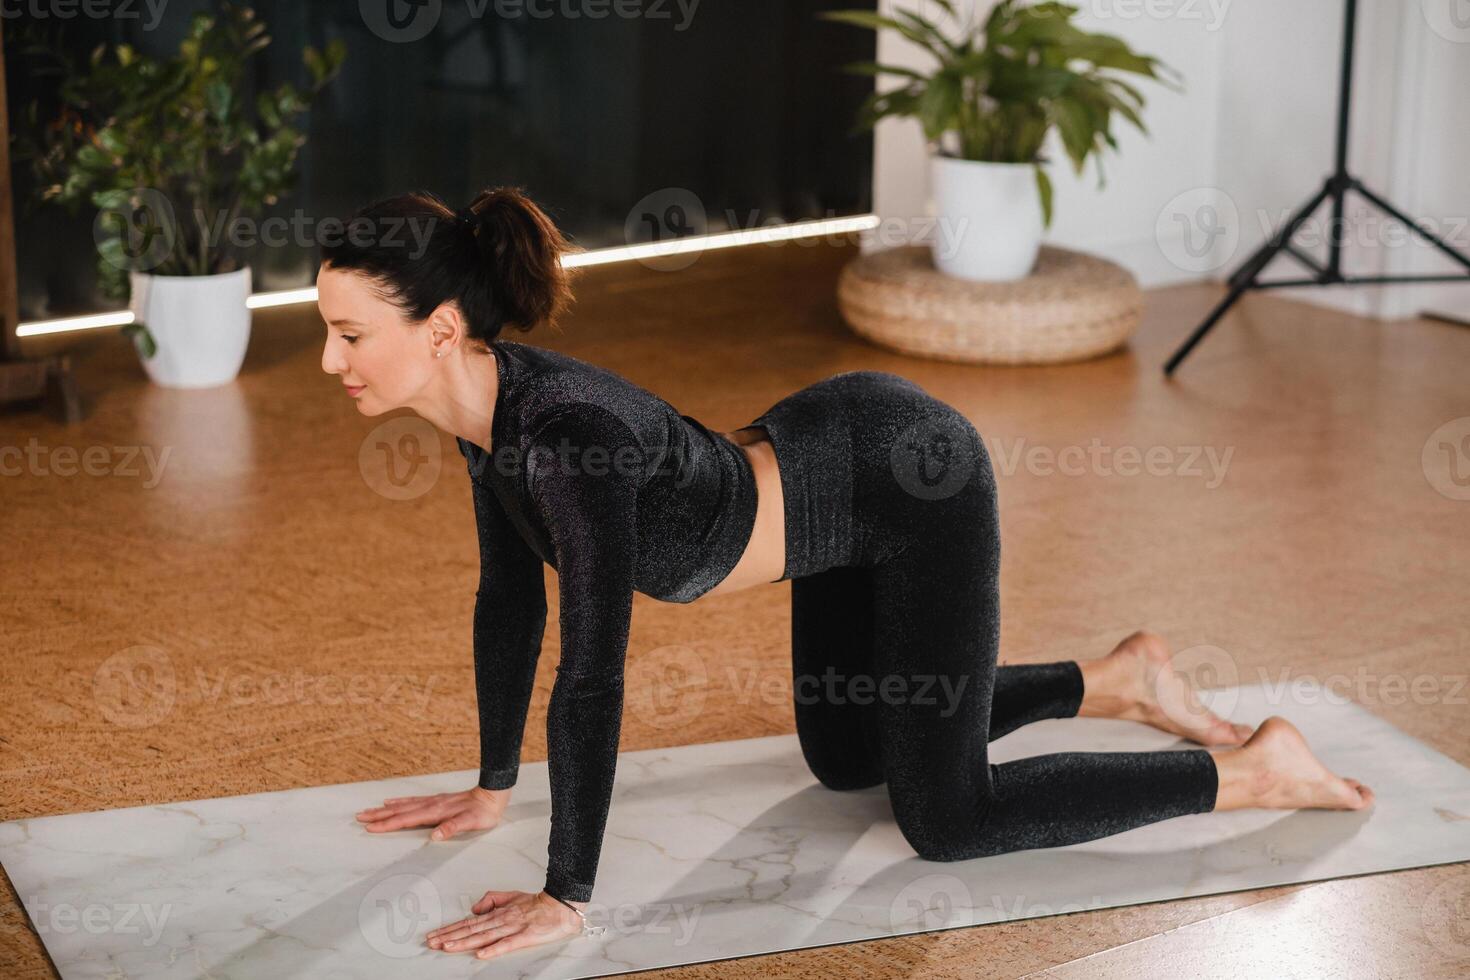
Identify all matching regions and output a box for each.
[4,678,1469,979]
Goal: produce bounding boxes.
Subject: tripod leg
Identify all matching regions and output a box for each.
[1164,183,1334,376]
[1223,199,1300,289]
[1225,181,1335,290]
[1225,221,1302,290]
[1164,279,1255,376]
[1226,245,1271,290]
[1352,182,1470,273]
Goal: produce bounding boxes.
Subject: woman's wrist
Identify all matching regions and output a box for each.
[541,890,605,937]
[543,890,588,912]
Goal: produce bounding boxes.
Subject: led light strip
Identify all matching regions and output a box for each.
[16,214,881,338]
[561,213,881,268]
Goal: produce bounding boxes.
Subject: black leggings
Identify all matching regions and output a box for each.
[747,371,1219,862]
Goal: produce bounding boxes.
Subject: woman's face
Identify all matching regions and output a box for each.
[318,264,436,415]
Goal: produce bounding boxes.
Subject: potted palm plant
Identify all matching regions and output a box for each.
[821,0,1175,281]
[15,3,345,387]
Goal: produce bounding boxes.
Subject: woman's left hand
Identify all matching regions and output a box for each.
[425,889,585,960]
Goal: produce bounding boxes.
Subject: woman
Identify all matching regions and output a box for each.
[321,187,1374,961]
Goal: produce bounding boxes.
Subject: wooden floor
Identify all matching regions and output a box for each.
[3,240,1468,977]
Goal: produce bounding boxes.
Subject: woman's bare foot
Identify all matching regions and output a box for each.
[1079,630,1254,747]
[1209,716,1375,811]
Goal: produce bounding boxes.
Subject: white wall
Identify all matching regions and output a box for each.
[871,0,1229,288]
[1380,2,1470,322]
[870,0,1470,320]
[1213,0,1401,318]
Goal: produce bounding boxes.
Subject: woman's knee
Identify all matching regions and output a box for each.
[893,802,990,863]
[812,764,886,792]
[888,769,1004,862]
[795,721,885,791]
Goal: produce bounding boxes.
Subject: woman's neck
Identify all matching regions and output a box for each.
[414,345,499,452]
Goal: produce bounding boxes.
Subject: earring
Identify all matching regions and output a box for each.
[435,351,444,358]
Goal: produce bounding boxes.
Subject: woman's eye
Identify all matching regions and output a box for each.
[343,336,358,345]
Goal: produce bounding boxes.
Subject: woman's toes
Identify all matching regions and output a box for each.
[1343,778,1375,809]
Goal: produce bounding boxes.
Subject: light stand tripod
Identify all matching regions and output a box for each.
[1164,0,1470,376]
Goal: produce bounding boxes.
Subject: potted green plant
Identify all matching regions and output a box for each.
[821,0,1176,282]
[14,3,345,387]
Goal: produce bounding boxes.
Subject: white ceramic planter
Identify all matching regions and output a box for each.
[128,266,253,388]
[929,155,1044,282]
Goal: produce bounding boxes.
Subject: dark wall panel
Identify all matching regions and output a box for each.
[6,0,876,320]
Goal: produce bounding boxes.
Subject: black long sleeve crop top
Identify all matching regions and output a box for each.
[454,340,759,903]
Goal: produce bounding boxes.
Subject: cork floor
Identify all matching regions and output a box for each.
[3,239,1468,977]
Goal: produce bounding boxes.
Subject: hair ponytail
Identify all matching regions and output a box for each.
[460,187,579,341]
[320,185,582,347]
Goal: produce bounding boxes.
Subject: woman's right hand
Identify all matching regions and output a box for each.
[355,786,510,841]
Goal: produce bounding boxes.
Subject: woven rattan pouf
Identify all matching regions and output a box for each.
[836,244,1142,365]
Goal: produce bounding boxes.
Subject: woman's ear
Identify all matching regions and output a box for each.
[427,300,470,354]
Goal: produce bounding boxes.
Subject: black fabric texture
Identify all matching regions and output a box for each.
[457,346,1220,903]
[765,370,1219,861]
[456,340,758,903]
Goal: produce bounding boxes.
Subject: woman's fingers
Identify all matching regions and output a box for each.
[363,792,443,811]
[360,805,442,833]
[356,793,449,820]
[426,891,576,958]
[430,911,495,941]
[357,802,415,819]
[471,891,517,914]
[430,910,508,948]
[441,922,522,956]
[472,928,538,959]
[426,914,471,940]
[432,808,500,840]
[356,789,501,835]
[355,803,420,823]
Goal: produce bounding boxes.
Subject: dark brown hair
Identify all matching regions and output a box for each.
[320,186,581,346]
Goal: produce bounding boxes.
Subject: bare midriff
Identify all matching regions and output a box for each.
[700,426,786,598]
